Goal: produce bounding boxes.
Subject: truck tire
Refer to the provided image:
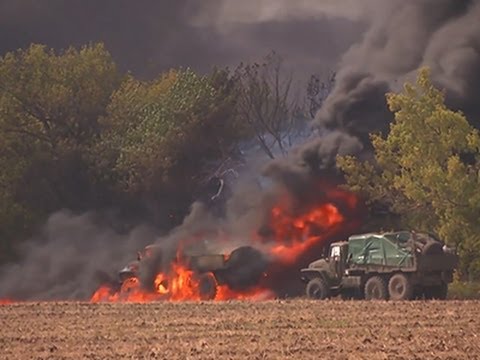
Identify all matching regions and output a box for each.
[422,240,443,255]
[222,246,268,290]
[388,273,413,300]
[198,273,217,300]
[364,276,388,300]
[306,277,330,300]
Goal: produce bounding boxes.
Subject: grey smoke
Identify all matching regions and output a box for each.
[192,0,373,25]
[0,0,363,80]
[315,0,480,144]
[315,72,391,143]
[0,211,157,300]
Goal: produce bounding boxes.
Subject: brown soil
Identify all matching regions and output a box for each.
[1,300,479,359]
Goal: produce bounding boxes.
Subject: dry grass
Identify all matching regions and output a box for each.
[1,300,479,359]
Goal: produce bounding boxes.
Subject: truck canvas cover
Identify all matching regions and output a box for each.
[348,232,414,268]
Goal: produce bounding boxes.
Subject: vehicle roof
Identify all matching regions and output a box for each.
[330,241,348,247]
[348,230,412,240]
[144,243,162,249]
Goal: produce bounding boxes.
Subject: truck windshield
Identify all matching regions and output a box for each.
[330,246,341,258]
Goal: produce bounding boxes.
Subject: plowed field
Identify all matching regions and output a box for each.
[1,300,478,359]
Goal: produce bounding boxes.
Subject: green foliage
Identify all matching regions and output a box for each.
[0,43,121,260]
[99,68,243,195]
[448,281,480,300]
[0,43,119,146]
[0,45,307,264]
[337,68,480,279]
[0,42,250,261]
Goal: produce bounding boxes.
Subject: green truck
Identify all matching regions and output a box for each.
[300,231,458,300]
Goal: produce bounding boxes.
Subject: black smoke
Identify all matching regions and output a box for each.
[0,0,362,79]
[0,211,157,300]
[315,0,480,145]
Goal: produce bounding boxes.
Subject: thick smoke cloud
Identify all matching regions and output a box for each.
[423,1,480,119]
[0,211,157,300]
[192,0,372,25]
[315,0,480,143]
[0,0,362,79]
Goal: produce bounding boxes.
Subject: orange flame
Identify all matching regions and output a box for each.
[215,285,274,301]
[90,185,360,303]
[267,202,344,264]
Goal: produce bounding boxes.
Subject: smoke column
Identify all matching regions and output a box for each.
[315,0,480,141]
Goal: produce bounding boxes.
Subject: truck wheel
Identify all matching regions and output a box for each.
[422,240,443,255]
[388,273,413,300]
[306,277,330,300]
[222,246,268,290]
[364,276,388,300]
[198,273,217,300]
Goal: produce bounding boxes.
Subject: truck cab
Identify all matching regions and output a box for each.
[306,242,348,285]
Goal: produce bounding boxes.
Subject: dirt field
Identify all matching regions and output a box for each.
[1,300,479,360]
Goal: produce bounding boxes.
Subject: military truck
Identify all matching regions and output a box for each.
[118,244,268,300]
[300,231,458,300]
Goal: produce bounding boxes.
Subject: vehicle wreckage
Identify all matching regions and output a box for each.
[116,243,268,300]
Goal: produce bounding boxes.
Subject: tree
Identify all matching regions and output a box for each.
[235,52,305,159]
[0,43,119,148]
[0,43,121,261]
[337,68,480,279]
[98,67,244,226]
[306,71,336,118]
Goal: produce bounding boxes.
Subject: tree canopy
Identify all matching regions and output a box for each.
[0,44,121,262]
[0,43,298,262]
[96,67,246,225]
[337,68,480,279]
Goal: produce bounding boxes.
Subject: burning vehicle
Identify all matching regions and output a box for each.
[113,243,269,301]
[91,181,363,303]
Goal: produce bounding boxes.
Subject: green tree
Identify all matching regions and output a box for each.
[0,43,121,261]
[337,68,480,279]
[98,67,244,226]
